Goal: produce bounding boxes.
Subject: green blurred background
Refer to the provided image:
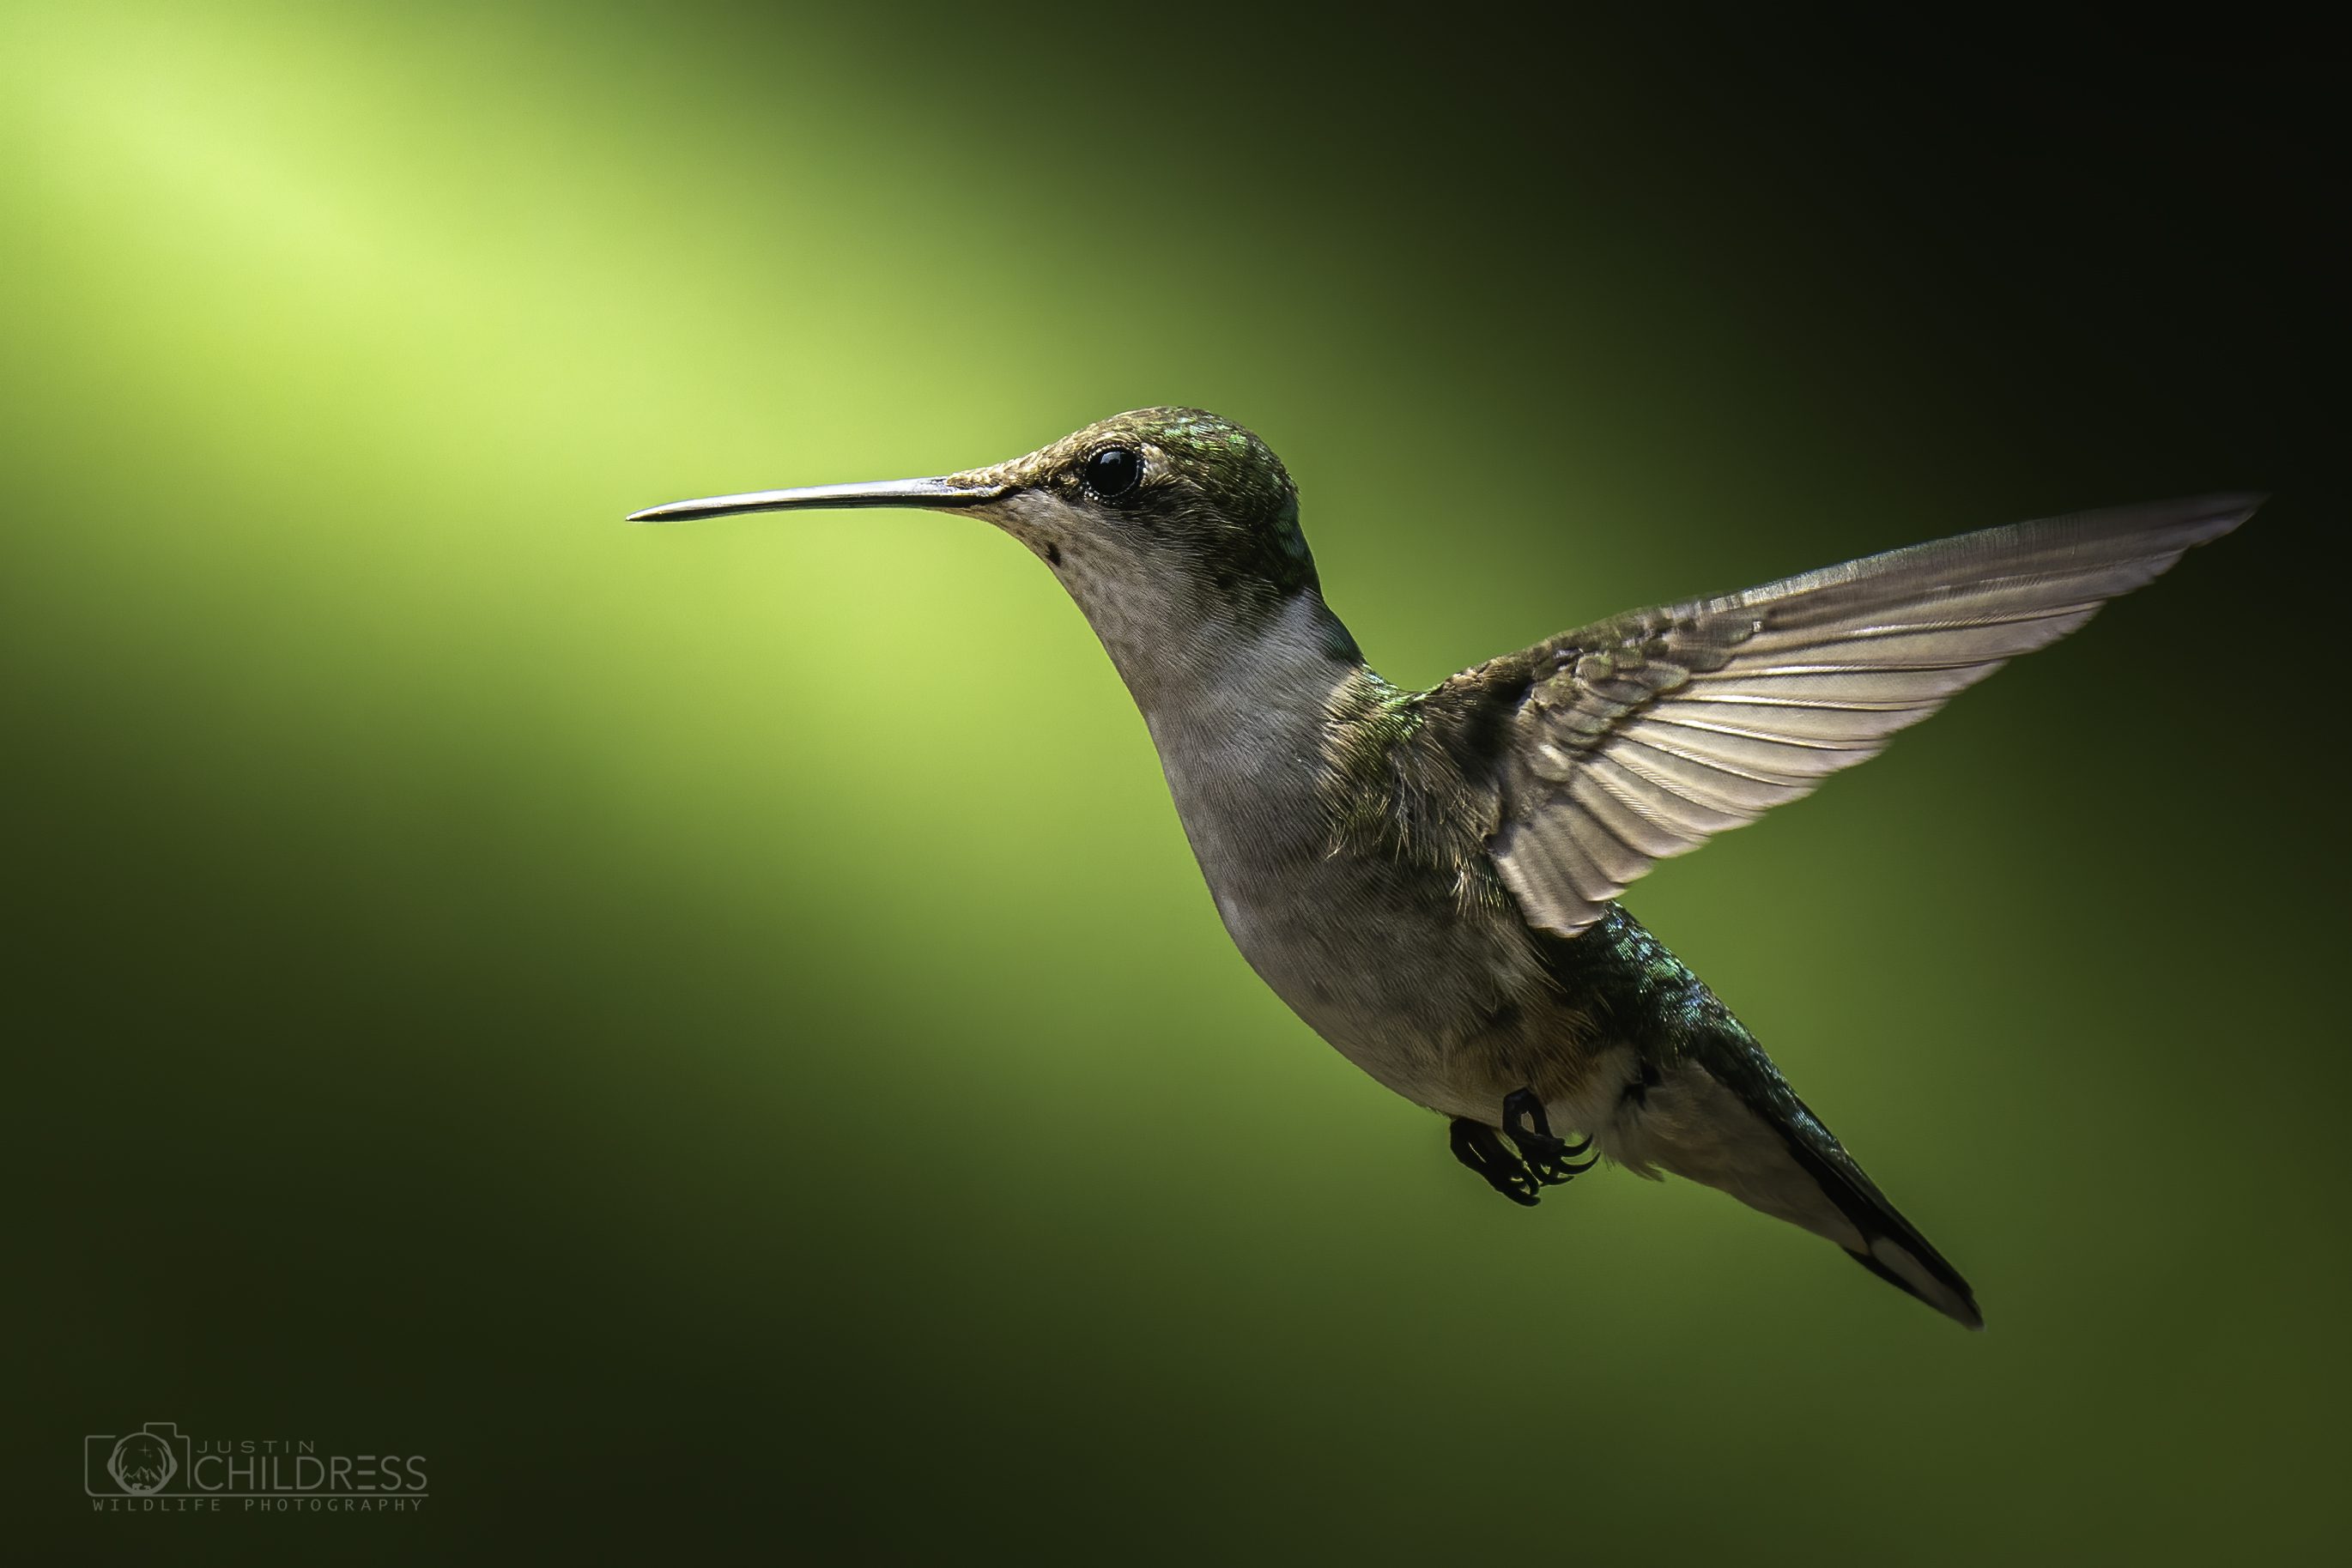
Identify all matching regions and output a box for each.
[5,3,2339,1560]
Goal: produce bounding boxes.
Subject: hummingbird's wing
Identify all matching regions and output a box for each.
[1439,494,2258,940]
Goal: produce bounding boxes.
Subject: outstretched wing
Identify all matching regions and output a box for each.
[1434,494,2259,940]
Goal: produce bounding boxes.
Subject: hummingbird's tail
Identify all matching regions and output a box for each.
[1611,1036,1984,1329]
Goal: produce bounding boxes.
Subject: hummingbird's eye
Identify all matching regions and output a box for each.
[1083,445,1143,502]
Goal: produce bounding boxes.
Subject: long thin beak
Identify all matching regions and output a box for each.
[627,475,1010,524]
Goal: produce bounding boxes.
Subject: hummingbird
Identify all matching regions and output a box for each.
[629,409,2257,1329]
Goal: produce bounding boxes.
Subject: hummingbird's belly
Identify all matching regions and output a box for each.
[1142,651,1614,1128]
[1200,846,1595,1123]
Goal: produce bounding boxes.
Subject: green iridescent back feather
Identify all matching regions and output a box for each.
[1318,669,1518,923]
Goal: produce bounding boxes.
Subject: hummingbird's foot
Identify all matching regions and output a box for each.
[1450,1090,1597,1206]
[1501,1087,1597,1188]
[1449,1117,1543,1207]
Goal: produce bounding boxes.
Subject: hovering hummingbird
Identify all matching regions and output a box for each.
[630,409,2256,1329]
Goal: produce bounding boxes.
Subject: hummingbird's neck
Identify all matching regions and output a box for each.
[1080,585,1366,742]
[1086,586,1368,887]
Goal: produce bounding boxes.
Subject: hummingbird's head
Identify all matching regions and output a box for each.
[629,409,1343,685]
[962,407,1311,590]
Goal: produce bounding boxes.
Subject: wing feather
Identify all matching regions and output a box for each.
[1444,494,2258,938]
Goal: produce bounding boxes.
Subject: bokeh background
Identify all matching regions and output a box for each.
[6,3,2340,1560]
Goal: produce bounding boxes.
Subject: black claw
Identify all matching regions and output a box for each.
[1449,1117,1542,1207]
[1535,1149,1599,1184]
[1500,1088,1549,1141]
[1500,1087,1597,1187]
[1446,1090,1601,1205]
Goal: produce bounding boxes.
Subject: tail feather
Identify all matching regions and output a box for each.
[1768,1099,1983,1330]
[1613,1043,1983,1329]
